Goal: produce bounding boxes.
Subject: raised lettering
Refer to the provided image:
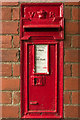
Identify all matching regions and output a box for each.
[28,12,35,18]
[49,12,55,18]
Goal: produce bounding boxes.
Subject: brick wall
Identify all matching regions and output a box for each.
[1,2,20,119]
[64,2,80,118]
[0,2,80,119]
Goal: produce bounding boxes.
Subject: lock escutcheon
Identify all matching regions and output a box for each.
[31,76,45,86]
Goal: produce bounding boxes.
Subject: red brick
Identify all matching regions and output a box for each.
[64,7,71,20]
[0,36,1,48]
[64,2,80,6]
[2,49,19,62]
[2,7,11,20]
[72,92,80,104]
[13,36,19,48]
[72,64,80,77]
[2,106,19,118]
[0,64,12,76]
[0,21,2,34]
[72,36,80,48]
[65,21,79,34]
[64,92,71,104]
[0,92,1,104]
[0,77,1,92]
[64,64,71,76]
[2,2,19,6]
[0,7,1,20]
[13,7,19,20]
[64,106,80,118]
[2,78,20,90]
[65,49,79,62]
[2,22,18,34]
[13,92,20,104]
[64,78,79,90]
[72,7,80,20]
[1,35,12,48]
[0,106,1,118]
[64,36,71,48]
[0,92,12,104]
[13,64,20,76]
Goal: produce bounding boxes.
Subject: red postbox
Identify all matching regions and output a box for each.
[20,3,64,119]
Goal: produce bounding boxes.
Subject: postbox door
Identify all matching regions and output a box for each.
[28,43,57,112]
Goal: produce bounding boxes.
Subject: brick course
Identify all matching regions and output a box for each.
[1,2,19,6]
[0,92,12,104]
[13,64,20,76]
[2,22,18,34]
[64,7,71,20]
[2,106,19,118]
[2,7,11,20]
[64,78,79,90]
[65,49,79,62]
[13,92,20,104]
[64,92,71,104]
[64,35,71,48]
[2,78,20,91]
[72,7,80,20]
[13,36,20,48]
[72,64,80,77]
[72,92,80,104]
[12,7,19,20]
[1,64,12,76]
[64,64,71,76]
[64,106,80,118]
[72,36,80,48]
[65,21,79,34]
[1,35,12,48]
[2,50,19,62]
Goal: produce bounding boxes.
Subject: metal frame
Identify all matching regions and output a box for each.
[20,3,64,119]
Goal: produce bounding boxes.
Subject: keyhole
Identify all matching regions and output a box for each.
[34,78,37,85]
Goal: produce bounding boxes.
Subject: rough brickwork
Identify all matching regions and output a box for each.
[64,2,80,119]
[0,1,80,119]
[1,2,20,119]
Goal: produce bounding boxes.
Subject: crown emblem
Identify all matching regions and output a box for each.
[37,10,47,19]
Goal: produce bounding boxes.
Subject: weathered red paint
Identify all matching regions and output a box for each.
[20,3,64,119]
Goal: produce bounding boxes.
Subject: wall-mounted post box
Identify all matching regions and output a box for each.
[20,3,64,119]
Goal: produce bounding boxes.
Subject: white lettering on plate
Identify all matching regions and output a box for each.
[35,45,48,73]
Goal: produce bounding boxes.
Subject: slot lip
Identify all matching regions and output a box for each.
[23,24,61,29]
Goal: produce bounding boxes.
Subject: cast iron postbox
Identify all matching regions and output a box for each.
[20,3,64,119]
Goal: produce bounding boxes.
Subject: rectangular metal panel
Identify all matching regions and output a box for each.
[20,3,64,40]
[35,45,48,74]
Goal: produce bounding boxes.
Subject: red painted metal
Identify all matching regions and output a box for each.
[20,3,64,119]
[23,24,61,28]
